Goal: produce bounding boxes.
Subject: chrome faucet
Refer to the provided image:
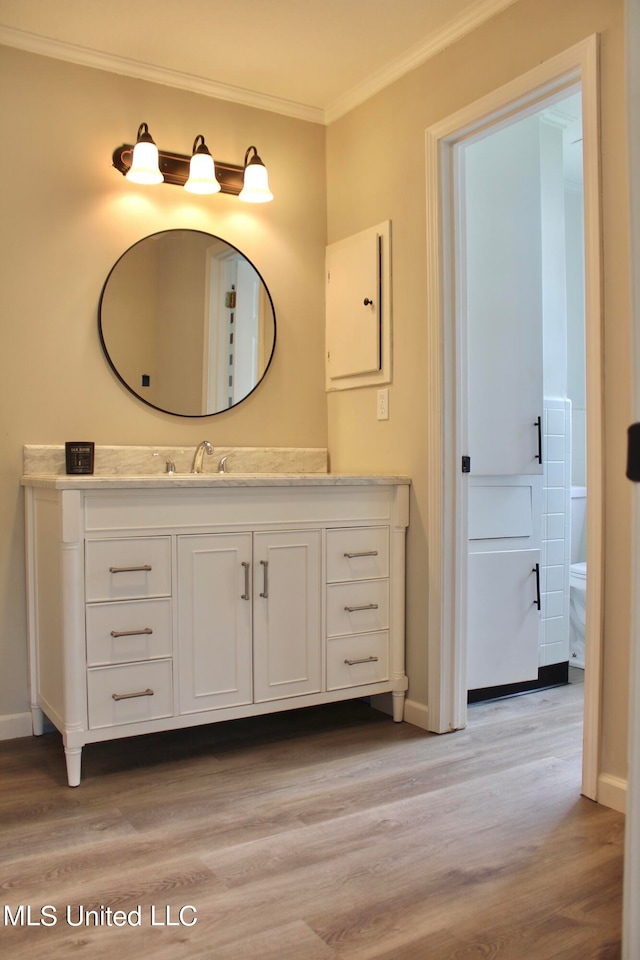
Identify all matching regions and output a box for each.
[218,456,229,474]
[191,440,213,473]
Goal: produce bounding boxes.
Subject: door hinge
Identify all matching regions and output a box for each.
[462,456,471,474]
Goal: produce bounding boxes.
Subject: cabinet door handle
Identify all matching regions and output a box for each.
[344,603,379,613]
[111,688,154,701]
[343,550,378,559]
[241,561,250,600]
[534,416,543,464]
[109,564,152,574]
[110,627,153,638]
[532,563,541,610]
[259,559,269,598]
[344,656,379,666]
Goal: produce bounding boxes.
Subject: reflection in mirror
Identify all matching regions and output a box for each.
[99,230,276,417]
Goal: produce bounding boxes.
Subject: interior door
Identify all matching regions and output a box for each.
[461,114,544,691]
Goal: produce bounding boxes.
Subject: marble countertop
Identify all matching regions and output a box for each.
[22,472,411,490]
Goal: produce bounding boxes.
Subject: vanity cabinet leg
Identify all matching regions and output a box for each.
[31,705,44,736]
[392,691,405,722]
[64,747,82,787]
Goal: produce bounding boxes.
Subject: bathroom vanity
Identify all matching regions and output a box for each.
[23,447,409,786]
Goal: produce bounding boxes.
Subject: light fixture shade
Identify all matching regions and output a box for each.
[239,146,273,203]
[126,123,163,185]
[184,135,221,194]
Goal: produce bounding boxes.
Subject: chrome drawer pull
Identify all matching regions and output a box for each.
[110,627,153,638]
[343,550,378,559]
[109,564,152,574]
[344,656,379,666]
[344,603,379,613]
[259,560,269,598]
[241,561,250,600]
[111,688,154,701]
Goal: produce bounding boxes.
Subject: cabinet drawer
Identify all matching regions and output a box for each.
[326,580,389,638]
[86,599,172,666]
[326,527,389,582]
[85,537,171,601]
[87,659,173,729]
[327,632,389,690]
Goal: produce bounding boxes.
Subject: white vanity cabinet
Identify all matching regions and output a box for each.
[23,476,409,786]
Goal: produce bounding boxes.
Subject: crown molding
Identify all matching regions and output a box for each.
[0,25,324,125]
[1,0,519,128]
[324,0,520,124]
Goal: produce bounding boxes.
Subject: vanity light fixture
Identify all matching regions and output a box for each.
[125,123,163,185]
[238,146,274,204]
[184,135,220,195]
[112,123,273,201]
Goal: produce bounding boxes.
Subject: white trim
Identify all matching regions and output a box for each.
[0,713,33,741]
[597,774,627,815]
[624,0,640,955]
[0,25,323,125]
[325,0,519,123]
[425,37,603,802]
[403,699,430,730]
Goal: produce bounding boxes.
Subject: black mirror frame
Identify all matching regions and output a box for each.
[98,229,276,418]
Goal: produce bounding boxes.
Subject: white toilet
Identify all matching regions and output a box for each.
[569,487,587,669]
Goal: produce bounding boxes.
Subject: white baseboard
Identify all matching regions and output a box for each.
[0,712,33,741]
[403,698,430,730]
[597,773,627,814]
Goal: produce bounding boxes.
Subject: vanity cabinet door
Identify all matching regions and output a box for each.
[177,534,253,713]
[252,530,322,702]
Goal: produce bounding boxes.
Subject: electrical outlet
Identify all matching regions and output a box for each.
[377,388,389,421]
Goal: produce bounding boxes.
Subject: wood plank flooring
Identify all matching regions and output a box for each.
[0,679,623,959]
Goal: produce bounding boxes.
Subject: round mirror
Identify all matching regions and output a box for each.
[99,230,276,417]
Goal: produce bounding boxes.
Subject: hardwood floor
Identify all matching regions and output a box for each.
[0,679,623,959]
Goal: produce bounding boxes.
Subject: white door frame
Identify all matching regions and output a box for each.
[425,35,603,800]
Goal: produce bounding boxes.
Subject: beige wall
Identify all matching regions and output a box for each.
[0,46,327,717]
[0,0,633,791]
[326,0,631,782]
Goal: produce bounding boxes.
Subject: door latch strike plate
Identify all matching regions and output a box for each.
[628,423,640,482]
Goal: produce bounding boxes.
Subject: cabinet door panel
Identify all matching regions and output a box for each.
[178,534,252,713]
[253,530,321,701]
[467,548,540,690]
[463,119,544,477]
[326,227,380,379]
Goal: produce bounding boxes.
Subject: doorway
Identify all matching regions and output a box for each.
[459,91,586,703]
[425,37,603,799]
